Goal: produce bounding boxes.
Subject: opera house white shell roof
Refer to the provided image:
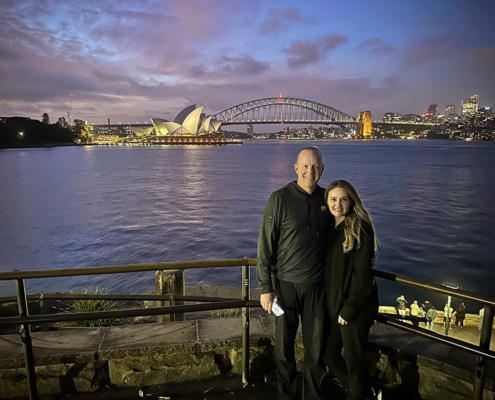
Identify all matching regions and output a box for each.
[151,105,222,136]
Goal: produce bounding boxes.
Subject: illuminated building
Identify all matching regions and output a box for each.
[151,105,222,136]
[445,105,455,115]
[383,112,402,122]
[462,95,479,115]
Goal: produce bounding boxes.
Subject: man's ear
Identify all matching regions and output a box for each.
[294,163,298,174]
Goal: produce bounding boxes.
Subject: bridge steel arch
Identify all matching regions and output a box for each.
[211,97,357,125]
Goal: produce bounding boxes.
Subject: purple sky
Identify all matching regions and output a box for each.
[1,0,494,125]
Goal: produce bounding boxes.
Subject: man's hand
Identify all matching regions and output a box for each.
[260,292,277,314]
[338,315,348,325]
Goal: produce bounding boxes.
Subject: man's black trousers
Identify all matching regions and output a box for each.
[274,279,327,400]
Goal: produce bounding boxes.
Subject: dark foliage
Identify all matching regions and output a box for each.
[0,117,74,145]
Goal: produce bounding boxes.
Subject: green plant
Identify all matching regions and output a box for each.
[57,285,121,327]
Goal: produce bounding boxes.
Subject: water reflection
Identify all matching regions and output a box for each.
[0,141,494,312]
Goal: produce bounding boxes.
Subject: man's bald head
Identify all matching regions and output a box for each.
[296,147,323,164]
[294,147,324,194]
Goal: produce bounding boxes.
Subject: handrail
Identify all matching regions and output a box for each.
[1,259,494,400]
[373,269,495,307]
[0,294,241,303]
[0,300,261,326]
[0,258,258,280]
[375,314,495,361]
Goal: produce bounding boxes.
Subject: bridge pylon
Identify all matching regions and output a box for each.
[357,111,372,137]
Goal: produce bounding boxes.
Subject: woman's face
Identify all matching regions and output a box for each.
[327,187,353,219]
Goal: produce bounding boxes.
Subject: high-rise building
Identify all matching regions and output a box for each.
[462,95,479,115]
[247,124,254,137]
[427,103,438,117]
[445,105,455,115]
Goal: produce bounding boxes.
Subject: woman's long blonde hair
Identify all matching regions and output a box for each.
[325,180,378,252]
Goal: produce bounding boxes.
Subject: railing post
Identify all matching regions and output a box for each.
[242,262,250,385]
[16,279,39,400]
[39,294,48,332]
[155,269,185,323]
[472,305,493,400]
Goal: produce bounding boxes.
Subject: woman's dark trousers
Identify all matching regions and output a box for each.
[324,307,377,400]
[275,279,327,400]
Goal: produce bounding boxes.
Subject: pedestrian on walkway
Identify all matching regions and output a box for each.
[443,304,454,329]
[455,303,467,328]
[410,300,420,326]
[479,308,484,330]
[422,300,431,317]
[396,295,407,322]
[426,305,437,330]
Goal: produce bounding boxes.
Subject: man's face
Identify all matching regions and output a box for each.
[294,149,324,194]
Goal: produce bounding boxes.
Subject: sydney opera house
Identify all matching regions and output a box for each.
[151,105,223,138]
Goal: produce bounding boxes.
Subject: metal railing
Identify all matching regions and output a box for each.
[0,259,258,400]
[373,268,495,400]
[0,260,494,400]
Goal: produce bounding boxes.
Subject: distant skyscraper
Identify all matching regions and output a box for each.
[445,105,455,115]
[427,103,438,117]
[462,94,479,115]
[247,124,254,137]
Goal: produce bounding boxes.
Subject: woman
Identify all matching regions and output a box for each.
[324,180,379,400]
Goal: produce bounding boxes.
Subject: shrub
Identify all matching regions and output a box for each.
[57,285,121,327]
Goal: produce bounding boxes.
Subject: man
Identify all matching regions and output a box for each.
[257,147,330,400]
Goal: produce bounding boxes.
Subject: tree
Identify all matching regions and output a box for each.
[42,113,50,124]
[72,119,92,143]
[57,116,68,128]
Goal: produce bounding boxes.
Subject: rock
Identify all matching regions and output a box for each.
[108,352,218,387]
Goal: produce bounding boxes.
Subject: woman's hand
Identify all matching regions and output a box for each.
[338,315,348,325]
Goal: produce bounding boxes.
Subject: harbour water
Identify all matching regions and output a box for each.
[1,140,494,311]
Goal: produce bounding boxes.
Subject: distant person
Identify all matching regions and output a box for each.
[396,295,407,322]
[257,147,330,400]
[478,308,484,330]
[443,304,454,329]
[455,303,467,328]
[323,180,379,400]
[422,300,432,316]
[425,305,437,330]
[410,300,420,326]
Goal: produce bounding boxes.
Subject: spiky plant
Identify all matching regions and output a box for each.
[57,285,121,327]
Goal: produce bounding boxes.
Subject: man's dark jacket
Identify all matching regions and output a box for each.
[257,181,330,294]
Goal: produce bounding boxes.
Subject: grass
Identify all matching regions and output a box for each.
[56,285,121,327]
[210,308,240,319]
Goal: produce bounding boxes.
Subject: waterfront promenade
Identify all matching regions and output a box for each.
[1,281,494,400]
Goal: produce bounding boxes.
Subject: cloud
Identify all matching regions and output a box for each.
[286,34,348,69]
[287,41,320,69]
[216,55,270,75]
[356,38,395,55]
[320,34,348,51]
[260,7,303,35]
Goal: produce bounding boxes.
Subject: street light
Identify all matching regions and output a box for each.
[443,282,458,336]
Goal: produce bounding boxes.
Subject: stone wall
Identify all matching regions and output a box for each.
[1,325,494,400]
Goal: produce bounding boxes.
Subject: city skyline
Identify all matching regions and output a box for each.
[0,0,494,124]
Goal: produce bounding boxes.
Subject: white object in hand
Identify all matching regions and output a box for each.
[272,300,285,316]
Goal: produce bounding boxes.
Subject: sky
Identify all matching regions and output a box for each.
[1,0,494,125]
